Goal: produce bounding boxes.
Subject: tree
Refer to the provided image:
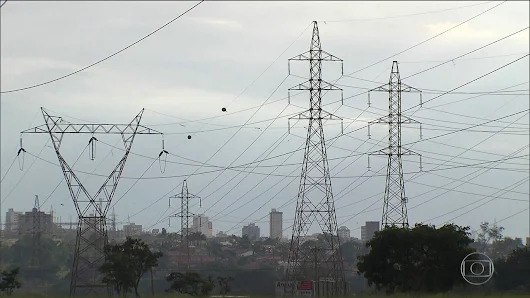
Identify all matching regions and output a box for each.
[166,272,215,296]
[99,237,163,297]
[475,221,504,256]
[0,268,22,296]
[217,276,234,295]
[340,240,367,265]
[357,224,474,294]
[494,247,530,292]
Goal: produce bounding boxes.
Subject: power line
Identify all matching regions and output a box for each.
[400,52,530,64]
[0,1,205,94]
[402,27,529,80]
[223,68,530,234]
[341,1,507,76]
[322,1,496,23]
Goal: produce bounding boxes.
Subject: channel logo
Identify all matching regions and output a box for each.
[460,252,495,285]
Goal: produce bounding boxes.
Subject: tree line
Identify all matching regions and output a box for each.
[355,223,530,294]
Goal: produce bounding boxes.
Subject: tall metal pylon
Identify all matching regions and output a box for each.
[20,108,164,296]
[285,21,346,297]
[31,195,41,267]
[169,180,201,269]
[367,61,422,229]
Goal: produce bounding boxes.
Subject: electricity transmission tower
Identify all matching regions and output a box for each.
[285,21,346,297]
[367,61,422,229]
[169,180,201,269]
[31,195,42,267]
[21,108,163,296]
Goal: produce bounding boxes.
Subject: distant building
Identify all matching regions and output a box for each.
[124,223,143,237]
[5,208,23,234]
[338,226,350,242]
[361,221,380,242]
[269,208,283,239]
[192,214,209,236]
[242,223,260,241]
[216,231,228,238]
[152,229,160,235]
[207,221,213,237]
[17,208,54,235]
[526,237,530,247]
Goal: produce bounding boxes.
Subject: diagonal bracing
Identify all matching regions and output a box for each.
[367,61,423,229]
[21,108,163,296]
[285,21,346,297]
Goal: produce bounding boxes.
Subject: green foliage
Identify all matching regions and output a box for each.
[357,223,475,294]
[494,247,530,292]
[340,240,368,264]
[99,237,163,297]
[165,272,215,296]
[0,268,22,296]
[217,276,234,295]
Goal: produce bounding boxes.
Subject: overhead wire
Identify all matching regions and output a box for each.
[218,60,530,234]
[124,21,318,223]
[0,0,205,94]
[322,1,496,23]
[146,2,511,130]
[339,1,507,77]
[1,139,50,204]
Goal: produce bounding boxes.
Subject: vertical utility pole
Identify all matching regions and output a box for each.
[20,108,164,296]
[311,246,321,297]
[367,61,422,229]
[286,21,345,297]
[31,195,41,267]
[169,180,201,269]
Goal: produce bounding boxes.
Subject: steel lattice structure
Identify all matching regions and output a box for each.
[31,195,41,268]
[367,61,422,229]
[169,180,200,269]
[21,108,163,296]
[285,21,346,297]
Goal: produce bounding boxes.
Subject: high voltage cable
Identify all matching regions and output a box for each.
[146,2,509,129]
[127,75,296,225]
[341,1,507,77]
[39,144,90,207]
[322,1,496,23]
[333,113,530,231]
[1,139,50,204]
[153,68,393,229]
[11,0,516,228]
[224,22,313,109]
[402,27,529,81]
[220,88,528,233]
[405,54,529,113]
[428,177,529,224]
[0,0,205,94]
[400,52,530,64]
[20,108,529,182]
[142,25,528,129]
[208,89,529,230]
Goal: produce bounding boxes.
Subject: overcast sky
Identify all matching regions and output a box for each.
[1,1,529,240]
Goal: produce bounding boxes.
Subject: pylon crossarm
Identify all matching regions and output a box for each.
[288,50,342,62]
[21,124,162,135]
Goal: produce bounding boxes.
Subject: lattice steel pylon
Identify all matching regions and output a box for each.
[367,61,422,229]
[31,195,41,268]
[21,108,163,296]
[285,21,346,297]
[169,180,201,269]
